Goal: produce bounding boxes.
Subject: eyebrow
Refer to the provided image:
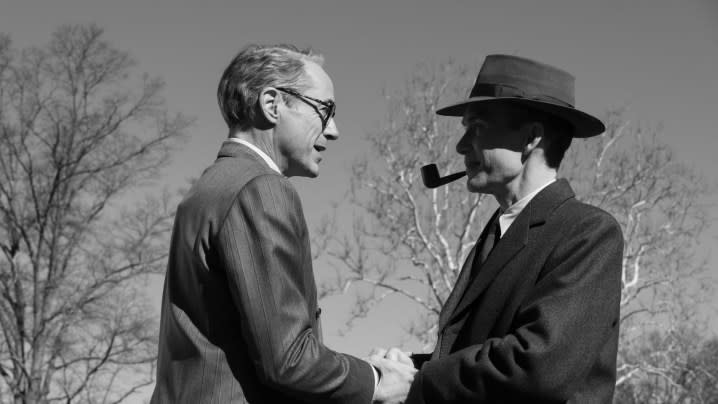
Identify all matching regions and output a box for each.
[462,106,494,126]
[463,115,489,127]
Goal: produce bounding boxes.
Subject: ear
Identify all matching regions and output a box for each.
[257,87,281,127]
[525,122,544,150]
[521,122,544,160]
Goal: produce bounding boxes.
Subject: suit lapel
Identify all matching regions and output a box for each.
[447,210,529,324]
[438,242,477,330]
[443,179,576,328]
[438,210,500,330]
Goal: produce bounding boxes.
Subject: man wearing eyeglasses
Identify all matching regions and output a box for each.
[151,44,415,404]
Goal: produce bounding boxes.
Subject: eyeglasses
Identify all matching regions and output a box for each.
[276,87,336,131]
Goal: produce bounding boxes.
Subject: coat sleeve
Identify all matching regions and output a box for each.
[215,174,374,404]
[406,208,623,403]
[410,353,432,369]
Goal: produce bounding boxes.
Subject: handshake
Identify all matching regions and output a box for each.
[368,347,419,404]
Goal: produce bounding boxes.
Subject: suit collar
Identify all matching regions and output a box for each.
[225,138,282,174]
[498,178,556,236]
[522,178,575,226]
[215,140,282,177]
[218,139,254,159]
[444,179,576,327]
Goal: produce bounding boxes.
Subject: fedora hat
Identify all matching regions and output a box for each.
[437,54,605,138]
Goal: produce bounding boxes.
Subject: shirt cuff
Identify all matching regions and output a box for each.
[371,363,381,398]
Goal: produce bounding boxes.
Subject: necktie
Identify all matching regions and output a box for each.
[472,218,501,278]
[435,215,502,344]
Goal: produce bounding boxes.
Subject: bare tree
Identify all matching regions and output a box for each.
[560,109,716,399]
[614,330,718,403]
[315,61,492,347]
[316,60,717,394]
[0,24,191,403]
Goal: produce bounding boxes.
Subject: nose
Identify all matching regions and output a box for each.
[455,129,471,155]
[324,117,339,141]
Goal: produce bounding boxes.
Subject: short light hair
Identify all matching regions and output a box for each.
[217,44,324,130]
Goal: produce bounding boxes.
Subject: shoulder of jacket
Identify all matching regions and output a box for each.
[552,198,623,236]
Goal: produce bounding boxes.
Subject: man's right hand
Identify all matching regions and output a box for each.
[368,355,416,403]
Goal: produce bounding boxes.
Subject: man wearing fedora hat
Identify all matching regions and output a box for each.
[383,55,624,403]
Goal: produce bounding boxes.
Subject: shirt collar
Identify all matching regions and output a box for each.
[497,178,556,238]
[226,137,282,175]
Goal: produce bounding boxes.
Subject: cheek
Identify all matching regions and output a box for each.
[492,150,523,172]
[309,131,322,145]
[290,124,319,150]
[469,140,484,158]
[302,121,322,144]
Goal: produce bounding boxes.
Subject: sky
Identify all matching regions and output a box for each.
[2,0,717,401]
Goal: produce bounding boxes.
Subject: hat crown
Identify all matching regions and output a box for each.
[471,54,575,108]
[435,54,605,137]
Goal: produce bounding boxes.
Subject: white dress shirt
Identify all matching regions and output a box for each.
[498,178,556,238]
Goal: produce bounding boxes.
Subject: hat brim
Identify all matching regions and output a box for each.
[436,97,605,138]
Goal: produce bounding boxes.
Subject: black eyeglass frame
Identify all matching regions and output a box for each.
[276,87,336,131]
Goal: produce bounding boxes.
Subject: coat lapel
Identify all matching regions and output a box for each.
[443,179,576,328]
[438,210,500,330]
[437,246,475,330]
[447,210,528,324]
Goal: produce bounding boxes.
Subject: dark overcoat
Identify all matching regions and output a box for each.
[151,141,374,404]
[407,179,624,404]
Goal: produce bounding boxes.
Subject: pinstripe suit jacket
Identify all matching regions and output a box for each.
[151,141,374,404]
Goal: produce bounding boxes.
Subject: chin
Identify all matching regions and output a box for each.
[285,160,320,178]
[290,171,319,179]
[307,162,320,177]
[298,166,320,178]
[467,183,482,193]
[466,177,485,193]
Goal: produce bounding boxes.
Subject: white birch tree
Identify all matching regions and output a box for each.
[316,61,716,399]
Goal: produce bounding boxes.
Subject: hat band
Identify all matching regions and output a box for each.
[471,83,574,108]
